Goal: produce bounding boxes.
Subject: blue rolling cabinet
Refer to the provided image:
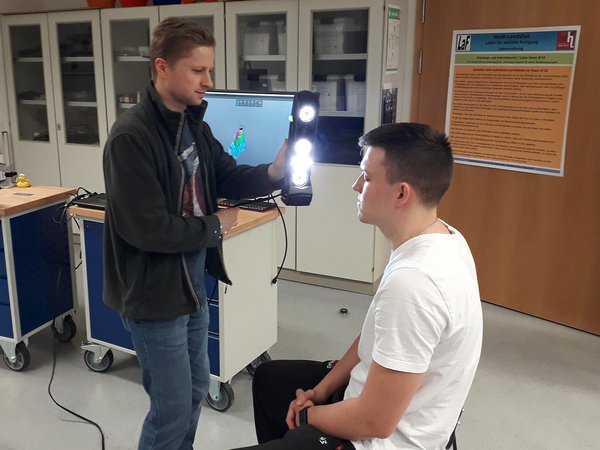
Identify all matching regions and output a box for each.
[0,187,77,371]
[73,206,279,412]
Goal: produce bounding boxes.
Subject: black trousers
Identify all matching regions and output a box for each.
[232,360,356,450]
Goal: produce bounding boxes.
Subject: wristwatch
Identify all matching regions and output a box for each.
[299,406,310,426]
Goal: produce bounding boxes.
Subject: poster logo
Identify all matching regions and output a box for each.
[556,31,577,50]
[456,34,471,51]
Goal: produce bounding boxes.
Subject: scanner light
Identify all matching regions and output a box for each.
[290,153,313,187]
[294,138,312,155]
[291,171,309,187]
[290,154,313,171]
[298,105,316,123]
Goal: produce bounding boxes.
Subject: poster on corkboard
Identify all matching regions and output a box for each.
[445,26,580,176]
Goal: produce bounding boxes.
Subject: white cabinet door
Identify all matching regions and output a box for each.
[296,164,375,282]
[225,0,298,91]
[101,6,159,129]
[48,10,107,192]
[0,17,13,168]
[294,0,385,283]
[298,0,383,165]
[2,14,60,186]
[159,3,226,90]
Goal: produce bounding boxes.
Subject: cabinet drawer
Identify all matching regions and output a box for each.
[0,303,13,338]
[0,250,6,277]
[208,301,219,335]
[0,277,9,305]
[208,333,220,377]
[205,274,219,301]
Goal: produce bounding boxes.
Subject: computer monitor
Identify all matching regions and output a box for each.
[203,90,295,167]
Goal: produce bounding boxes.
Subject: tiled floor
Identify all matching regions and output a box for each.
[0,280,599,449]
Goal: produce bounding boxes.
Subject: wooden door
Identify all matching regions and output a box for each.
[412,0,600,334]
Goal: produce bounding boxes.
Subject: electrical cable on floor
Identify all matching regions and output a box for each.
[47,261,106,449]
[47,337,106,450]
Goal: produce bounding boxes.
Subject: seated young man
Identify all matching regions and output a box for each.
[233,123,483,450]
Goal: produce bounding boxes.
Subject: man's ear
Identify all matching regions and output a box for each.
[154,58,168,78]
[396,182,410,205]
[398,182,408,199]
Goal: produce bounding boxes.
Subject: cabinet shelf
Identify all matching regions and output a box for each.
[242,54,286,62]
[18,99,47,106]
[14,57,43,63]
[65,101,97,108]
[319,111,364,118]
[118,103,137,109]
[115,55,149,62]
[313,53,367,61]
[62,56,94,63]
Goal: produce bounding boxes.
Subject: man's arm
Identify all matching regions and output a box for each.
[286,335,361,429]
[304,362,423,440]
[104,132,222,253]
[313,334,361,400]
[267,139,288,183]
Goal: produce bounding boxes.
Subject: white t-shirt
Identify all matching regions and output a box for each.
[346,222,482,450]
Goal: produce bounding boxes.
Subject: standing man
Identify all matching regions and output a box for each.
[103,18,287,450]
[235,123,483,450]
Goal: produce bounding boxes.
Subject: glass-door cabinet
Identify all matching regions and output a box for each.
[101,7,159,128]
[295,0,385,282]
[2,14,60,186]
[159,2,226,89]
[225,0,298,92]
[48,10,107,192]
[298,0,383,165]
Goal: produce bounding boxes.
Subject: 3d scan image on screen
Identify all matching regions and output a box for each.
[203,91,295,167]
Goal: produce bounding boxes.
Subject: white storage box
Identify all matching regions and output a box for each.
[313,17,351,54]
[312,80,339,111]
[345,75,366,113]
[314,24,344,54]
[243,21,272,55]
[276,20,286,55]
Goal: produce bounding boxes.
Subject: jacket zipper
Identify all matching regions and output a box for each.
[176,112,202,311]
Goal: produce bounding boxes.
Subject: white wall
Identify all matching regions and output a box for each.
[0,18,10,133]
[0,1,89,14]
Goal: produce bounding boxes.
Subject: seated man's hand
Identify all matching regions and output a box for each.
[286,389,317,429]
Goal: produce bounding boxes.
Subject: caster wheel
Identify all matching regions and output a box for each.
[84,349,114,373]
[246,351,271,377]
[206,382,234,412]
[52,315,77,342]
[3,342,31,371]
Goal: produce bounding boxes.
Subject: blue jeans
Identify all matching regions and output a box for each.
[122,305,210,450]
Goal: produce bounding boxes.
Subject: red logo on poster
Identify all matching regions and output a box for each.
[556,31,576,50]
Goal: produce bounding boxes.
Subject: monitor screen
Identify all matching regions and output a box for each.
[203,90,294,167]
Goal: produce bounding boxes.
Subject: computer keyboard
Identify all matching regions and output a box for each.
[218,198,277,212]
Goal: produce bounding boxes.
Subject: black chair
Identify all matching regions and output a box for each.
[445,408,464,450]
